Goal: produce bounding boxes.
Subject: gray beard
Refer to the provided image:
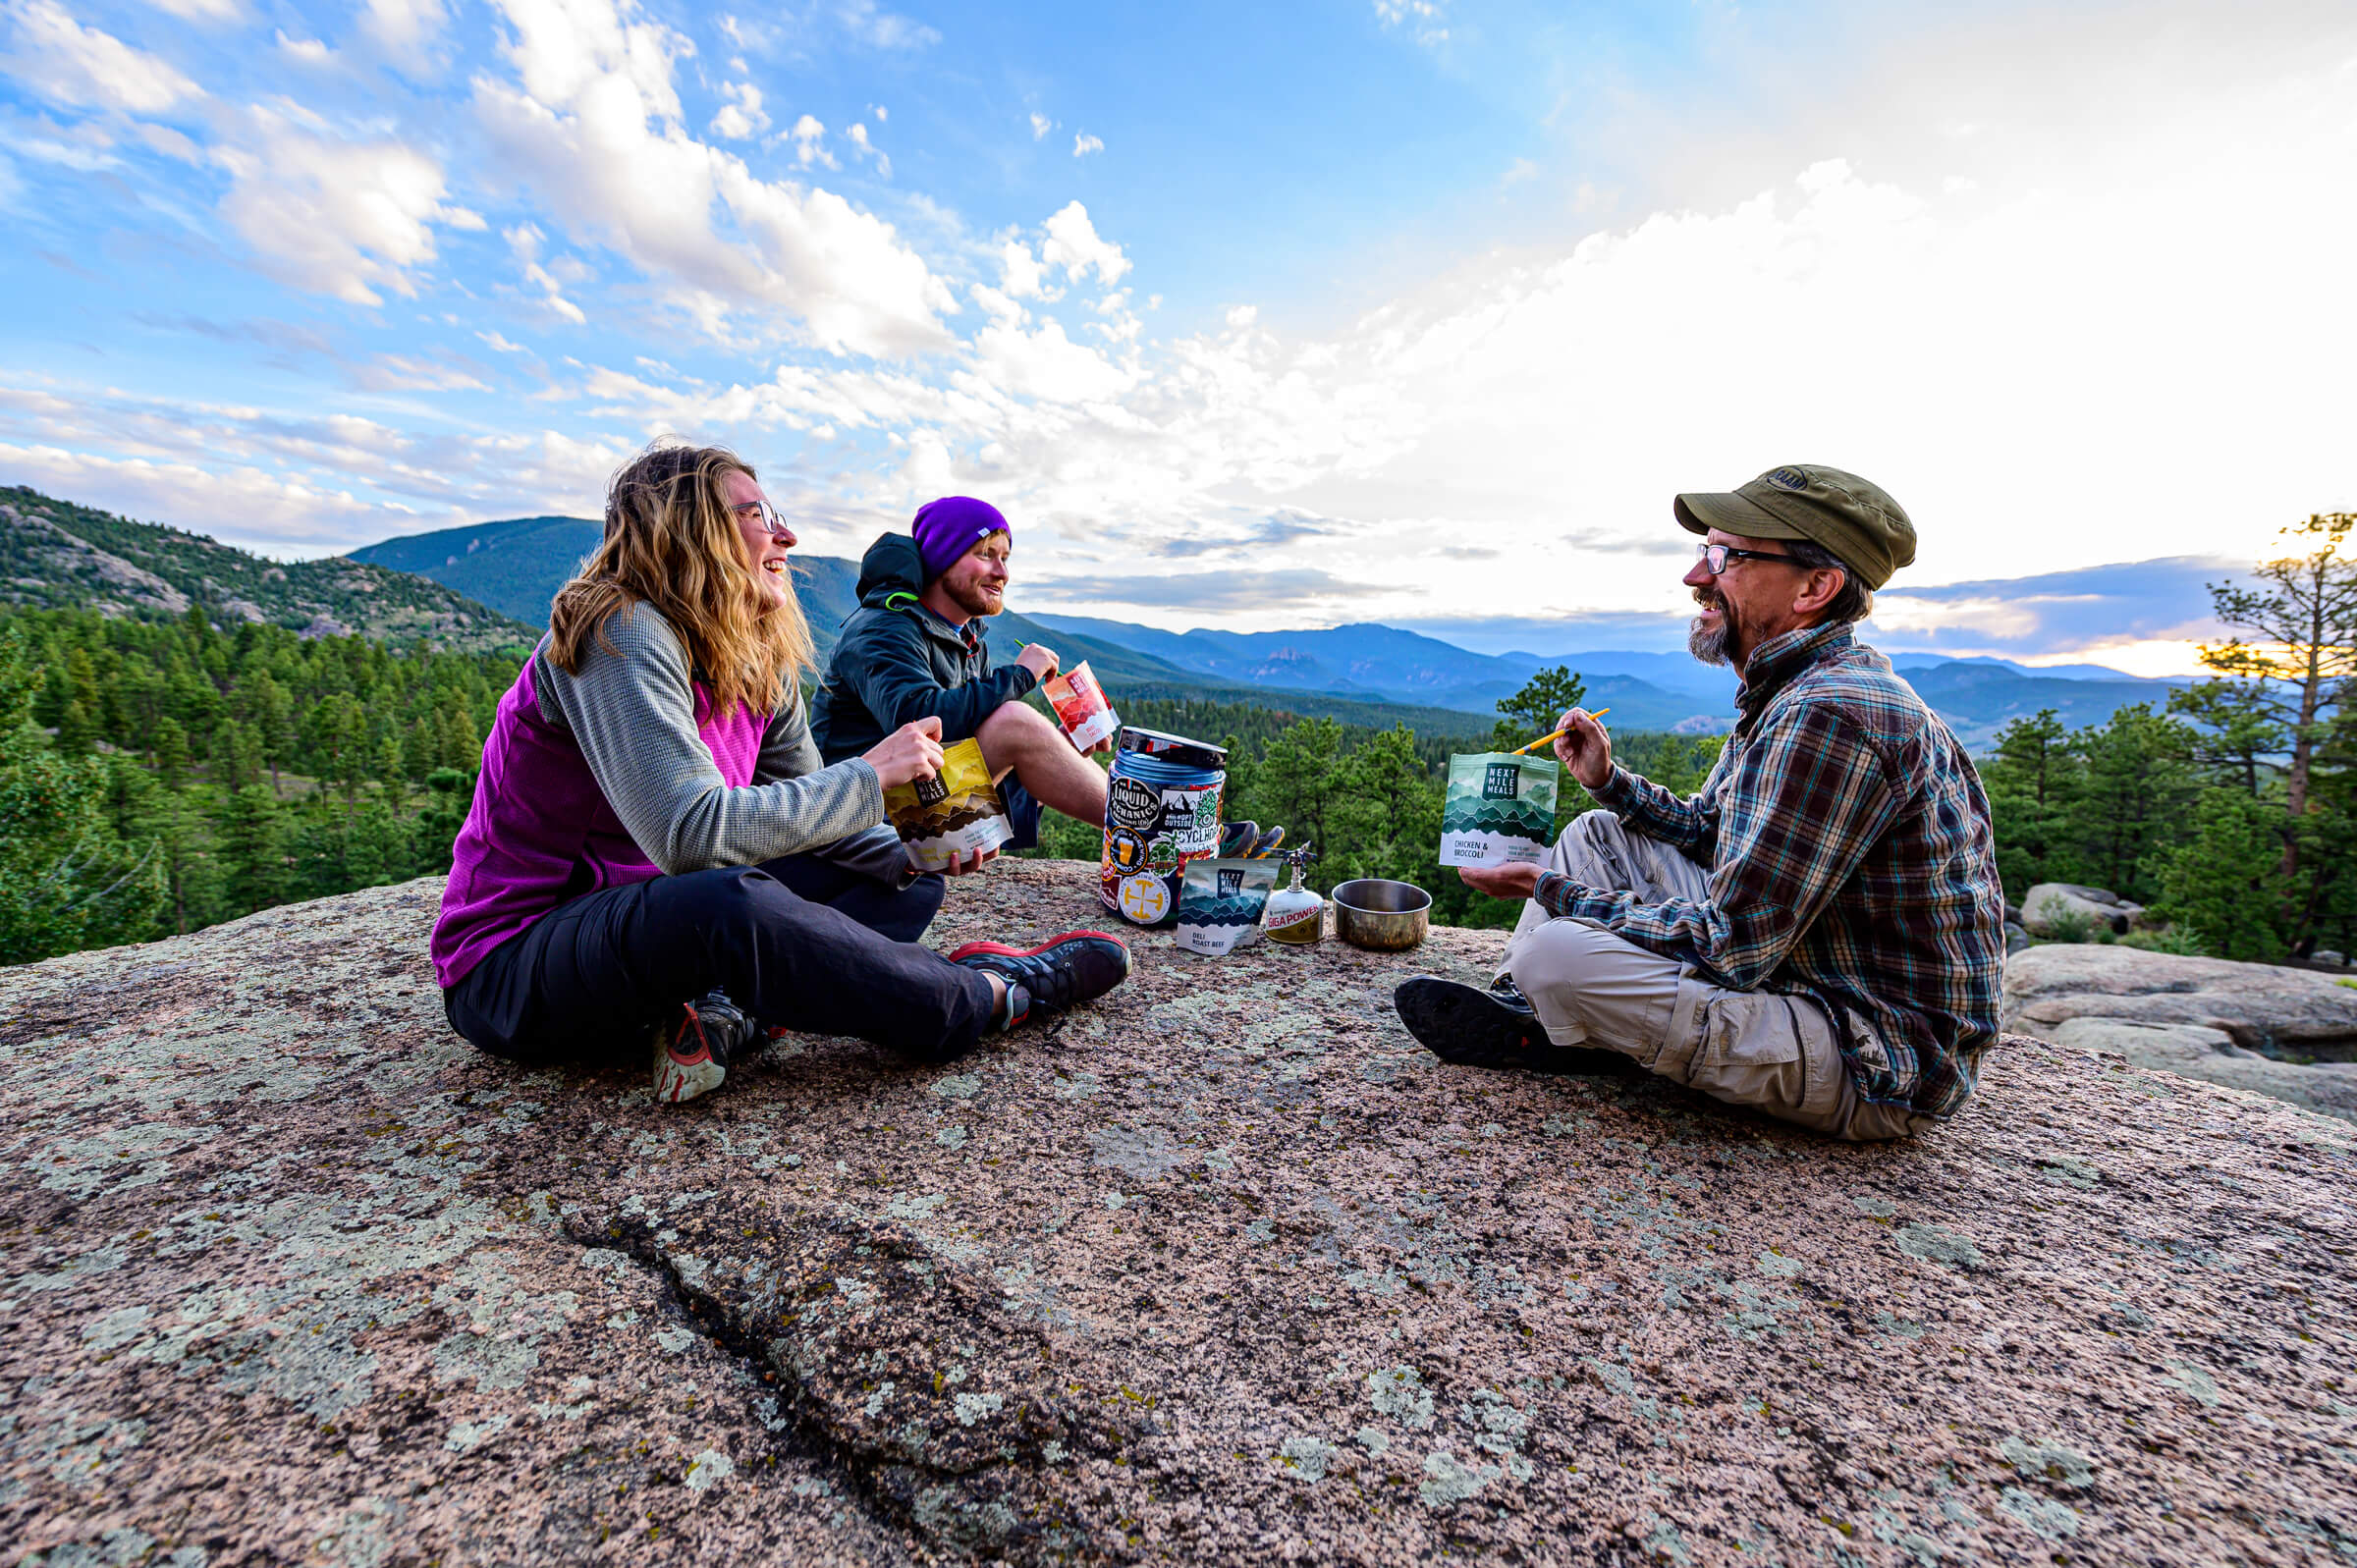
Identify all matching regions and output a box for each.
[1687,613,1730,668]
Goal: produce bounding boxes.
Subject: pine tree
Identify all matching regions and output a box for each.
[1334,726,1442,886]
[1492,666,1588,752]
[2064,705,2199,905]
[1980,709,2082,898]
[217,784,287,913]
[1253,717,1348,871]
[2187,512,2357,950]
[152,717,190,792]
[56,698,97,758]
[2154,789,2291,960]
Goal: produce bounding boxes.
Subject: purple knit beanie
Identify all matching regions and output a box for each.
[911,497,1010,582]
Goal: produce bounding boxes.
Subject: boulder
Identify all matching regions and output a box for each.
[2004,941,2357,1059]
[2020,883,2145,937]
[2047,1018,2357,1122]
[5,866,2354,1565]
[2003,920,2030,956]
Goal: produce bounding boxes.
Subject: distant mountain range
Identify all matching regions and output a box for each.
[1,487,534,654]
[335,512,2199,747]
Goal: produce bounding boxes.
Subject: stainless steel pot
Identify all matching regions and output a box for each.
[1331,879,1432,951]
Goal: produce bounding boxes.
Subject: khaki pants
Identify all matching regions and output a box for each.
[1500,811,1927,1142]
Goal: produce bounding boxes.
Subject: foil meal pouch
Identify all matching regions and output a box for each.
[1173,857,1279,956]
[1041,660,1121,752]
[885,737,1014,873]
[1438,751,1561,868]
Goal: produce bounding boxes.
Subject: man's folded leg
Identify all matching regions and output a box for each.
[1501,808,1714,968]
[1404,914,1926,1141]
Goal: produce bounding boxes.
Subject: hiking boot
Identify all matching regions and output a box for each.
[1393,975,1629,1075]
[655,991,756,1105]
[948,930,1131,1028]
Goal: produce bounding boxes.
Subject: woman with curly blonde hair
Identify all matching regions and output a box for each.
[431,442,1129,1103]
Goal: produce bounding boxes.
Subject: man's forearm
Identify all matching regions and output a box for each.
[1592,765,1714,855]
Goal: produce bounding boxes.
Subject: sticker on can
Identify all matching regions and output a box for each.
[1118,873,1173,926]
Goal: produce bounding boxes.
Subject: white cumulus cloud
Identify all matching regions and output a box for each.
[276,30,333,63]
[211,108,470,305]
[361,0,448,69]
[709,80,767,139]
[785,113,834,168]
[1039,201,1129,287]
[5,1,201,113]
[845,120,889,178]
[1071,132,1102,158]
[474,0,953,355]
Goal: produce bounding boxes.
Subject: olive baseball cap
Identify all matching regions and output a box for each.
[1673,464,1915,589]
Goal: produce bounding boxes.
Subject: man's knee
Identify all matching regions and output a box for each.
[1508,917,1682,1056]
[977,699,1055,755]
[1570,806,1618,838]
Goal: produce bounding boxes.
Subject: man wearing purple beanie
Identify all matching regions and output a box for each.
[811,497,1110,849]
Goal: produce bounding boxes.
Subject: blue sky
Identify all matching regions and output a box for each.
[3,0,2353,672]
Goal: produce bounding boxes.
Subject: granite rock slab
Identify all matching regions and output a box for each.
[4,864,2354,1566]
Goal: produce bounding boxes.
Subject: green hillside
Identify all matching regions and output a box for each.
[345,514,601,627]
[1,486,534,655]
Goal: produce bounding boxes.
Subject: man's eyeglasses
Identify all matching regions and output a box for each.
[732,498,792,540]
[1695,542,1801,575]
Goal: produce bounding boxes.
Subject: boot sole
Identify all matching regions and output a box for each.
[1393,976,1629,1076]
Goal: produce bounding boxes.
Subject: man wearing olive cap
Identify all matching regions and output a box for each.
[1396,464,2005,1140]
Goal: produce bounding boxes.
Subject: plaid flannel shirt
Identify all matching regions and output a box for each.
[1533,622,2005,1117]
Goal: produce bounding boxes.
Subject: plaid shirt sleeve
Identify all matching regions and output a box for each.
[1588,759,1721,859]
[1534,704,1900,989]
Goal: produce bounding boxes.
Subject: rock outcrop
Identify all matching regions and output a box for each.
[2019,884,2145,938]
[6,865,2354,1565]
[2004,942,2357,1057]
[2004,944,2357,1123]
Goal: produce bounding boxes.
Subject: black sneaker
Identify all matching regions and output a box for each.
[1393,975,1628,1075]
[655,991,757,1105]
[948,930,1131,1025]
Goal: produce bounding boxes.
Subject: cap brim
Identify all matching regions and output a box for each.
[1673,491,1810,541]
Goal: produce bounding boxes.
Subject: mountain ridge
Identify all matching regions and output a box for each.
[342,512,2200,746]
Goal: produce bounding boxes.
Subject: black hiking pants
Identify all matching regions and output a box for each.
[443,855,994,1065]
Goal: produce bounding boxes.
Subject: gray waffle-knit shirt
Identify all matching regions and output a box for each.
[530,604,907,883]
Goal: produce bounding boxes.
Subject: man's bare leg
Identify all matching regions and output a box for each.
[976,702,1110,823]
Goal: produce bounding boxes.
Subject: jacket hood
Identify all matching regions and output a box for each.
[855,531,927,609]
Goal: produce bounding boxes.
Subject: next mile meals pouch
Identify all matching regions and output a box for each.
[1438,751,1562,868]
[1174,857,1279,956]
[886,737,1014,872]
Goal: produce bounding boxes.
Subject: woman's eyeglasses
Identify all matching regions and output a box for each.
[733,498,792,539]
[1695,542,1802,575]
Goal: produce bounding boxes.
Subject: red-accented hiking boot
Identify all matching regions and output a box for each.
[947,930,1131,1028]
[654,992,755,1105]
